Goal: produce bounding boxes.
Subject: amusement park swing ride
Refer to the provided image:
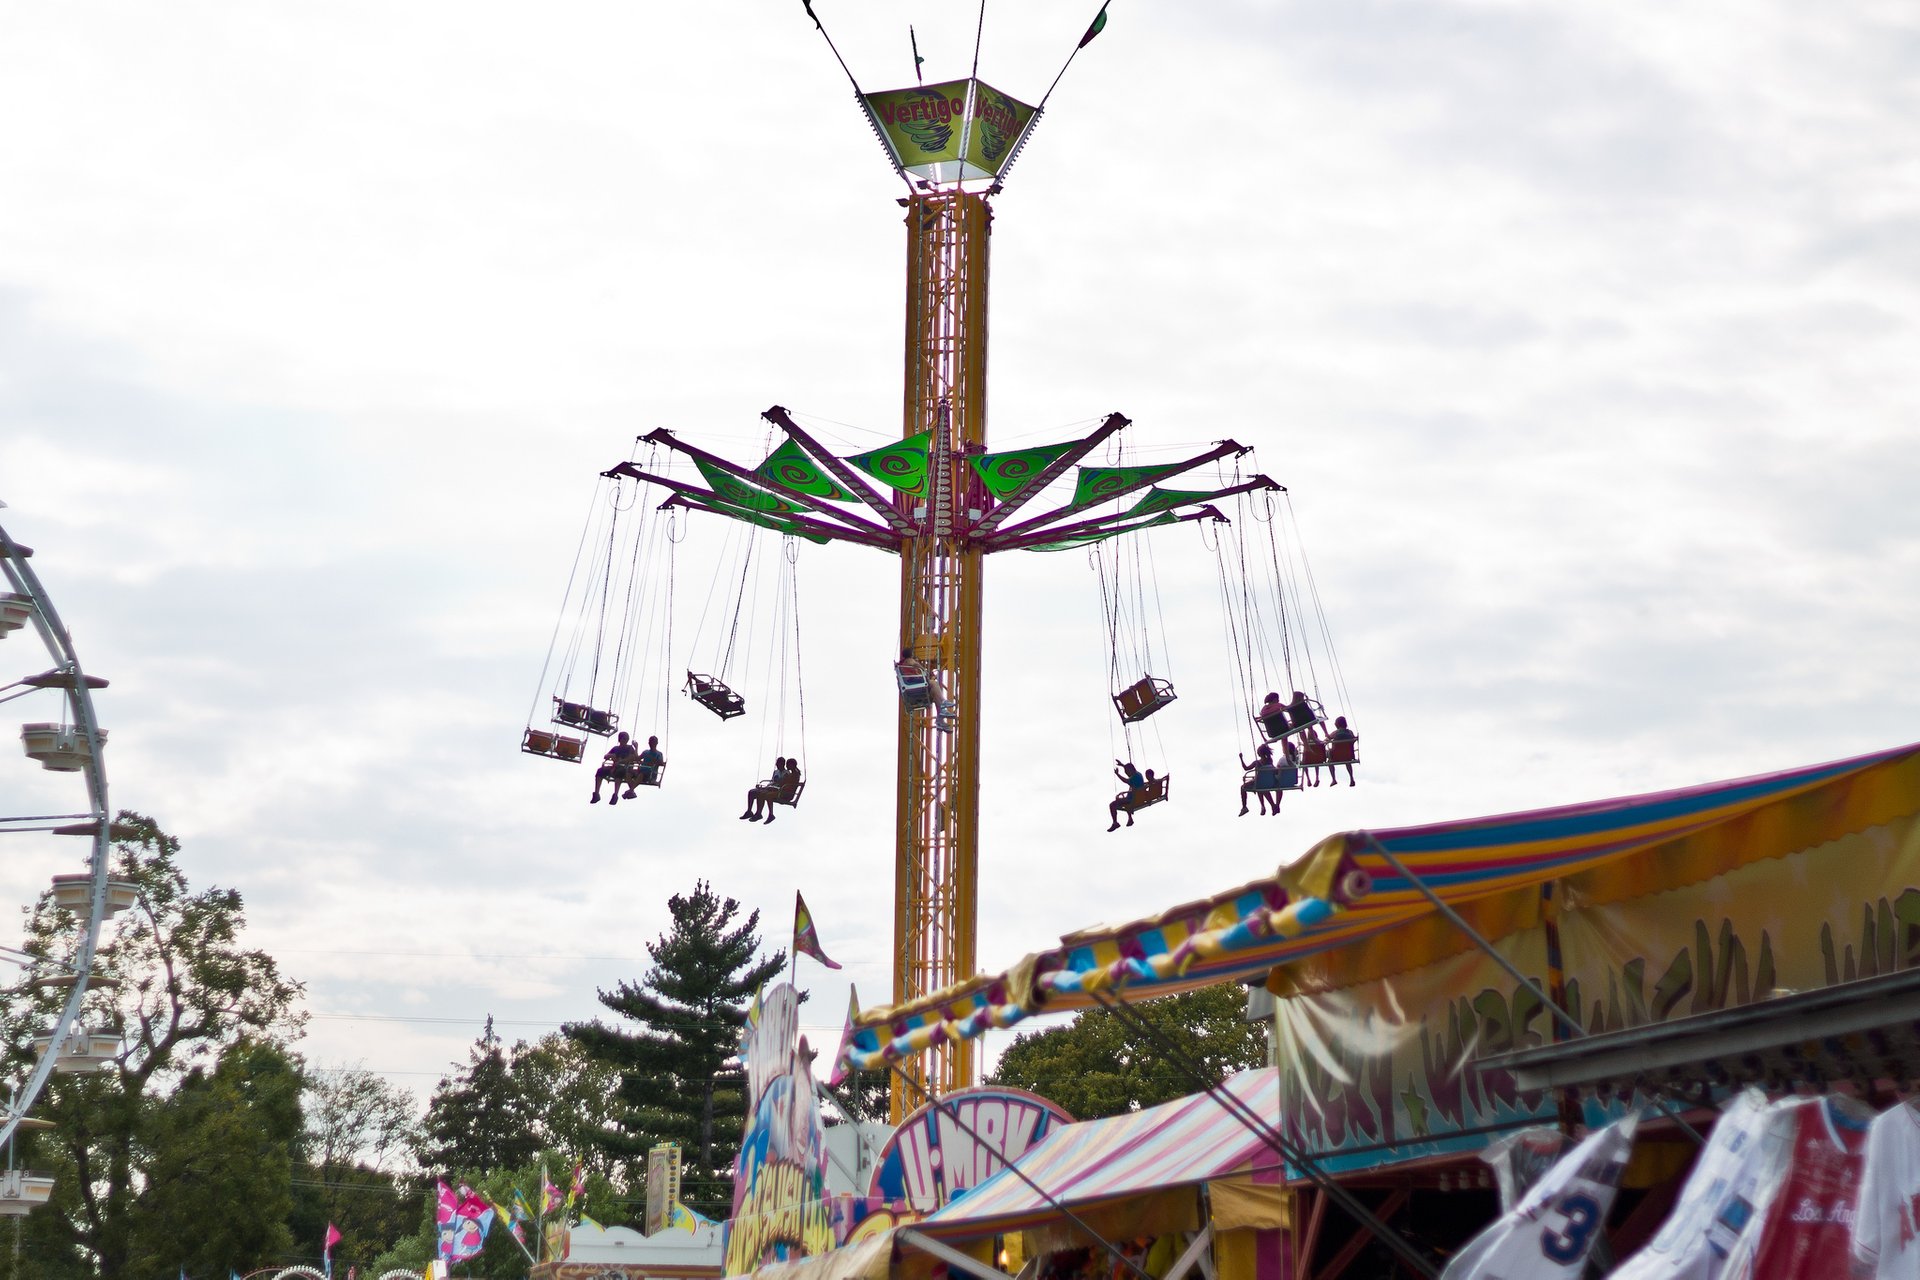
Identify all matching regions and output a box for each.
[521,14,1356,1120]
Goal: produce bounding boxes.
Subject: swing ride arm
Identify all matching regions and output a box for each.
[963,411,1130,538]
[988,475,1281,552]
[639,427,899,542]
[982,438,1254,545]
[602,463,894,550]
[761,405,921,539]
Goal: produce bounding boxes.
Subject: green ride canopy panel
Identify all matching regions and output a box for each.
[847,431,931,497]
[1072,461,1188,508]
[694,458,810,515]
[756,439,857,503]
[1025,512,1179,552]
[969,441,1077,500]
[1127,486,1216,518]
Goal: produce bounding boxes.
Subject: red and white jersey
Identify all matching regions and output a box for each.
[1851,1101,1920,1278]
[1723,1096,1869,1280]
[1612,1091,1788,1280]
[1440,1114,1637,1280]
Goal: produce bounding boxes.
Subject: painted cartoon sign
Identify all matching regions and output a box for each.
[724,984,834,1274]
[868,1086,1073,1210]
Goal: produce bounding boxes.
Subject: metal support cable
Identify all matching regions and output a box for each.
[1355,834,1707,1148]
[1089,987,1440,1278]
[886,1064,1153,1280]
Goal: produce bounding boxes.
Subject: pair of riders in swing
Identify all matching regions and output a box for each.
[590,732,665,805]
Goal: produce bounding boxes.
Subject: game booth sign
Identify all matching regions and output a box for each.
[804,741,1920,1278]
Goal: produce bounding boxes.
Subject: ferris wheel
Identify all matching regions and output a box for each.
[0,505,129,1215]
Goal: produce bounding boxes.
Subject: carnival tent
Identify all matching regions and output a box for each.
[912,1067,1287,1246]
[838,742,1920,1075]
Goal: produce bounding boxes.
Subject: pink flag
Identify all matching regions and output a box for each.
[325,1223,343,1253]
[794,891,841,970]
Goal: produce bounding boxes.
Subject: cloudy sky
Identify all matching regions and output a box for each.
[3,1,1916,1108]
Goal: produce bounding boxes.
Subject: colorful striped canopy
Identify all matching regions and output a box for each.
[838,742,1920,1076]
[915,1068,1283,1241]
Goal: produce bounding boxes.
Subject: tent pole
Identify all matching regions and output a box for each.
[1356,834,1707,1147]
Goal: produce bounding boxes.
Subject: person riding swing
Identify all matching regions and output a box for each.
[592,731,641,805]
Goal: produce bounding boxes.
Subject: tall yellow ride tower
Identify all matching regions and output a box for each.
[894,188,991,1114]
[606,73,1265,1124]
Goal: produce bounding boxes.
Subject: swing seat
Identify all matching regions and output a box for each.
[1257,696,1325,742]
[1326,738,1358,765]
[896,661,934,709]
[553,698,619,736]
[523,727,587,762]
[758,774,806,808]
[1123,773,1172,812]
[1243,766,1302,794]
[1114,676,1177,724]
[0,592,32,637]
[686,672,746,720]
[634,761,665,788]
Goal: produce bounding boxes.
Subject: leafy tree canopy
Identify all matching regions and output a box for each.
[0,813,305,1279]
[985,985,1268,1120]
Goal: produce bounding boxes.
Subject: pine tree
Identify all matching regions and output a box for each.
[418,1017,540,1178]
[563,881,784,1217]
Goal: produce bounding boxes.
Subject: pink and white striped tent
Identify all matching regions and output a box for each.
[913,1067,1285,1242]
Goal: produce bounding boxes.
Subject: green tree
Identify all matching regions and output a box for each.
[563,881,784,1217]
[508,1032,623,1175]
[125,1039,305,1276]
[0,813,305,1279]
[986,985,1268,1119]
[418,1018,539,1178]
[292,1063,423,1277]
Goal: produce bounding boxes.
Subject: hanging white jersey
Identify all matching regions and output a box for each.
[1610,1090,1790,1280]
[1441,1113,1638,1280]
[1851,1100,1920,1278]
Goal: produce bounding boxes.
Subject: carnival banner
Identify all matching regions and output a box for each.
[868,1086,1072,1210]
[724,983,834,1274]
[1276,808,1920,1173]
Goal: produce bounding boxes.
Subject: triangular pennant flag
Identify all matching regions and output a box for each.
[1078,2,1109,48]
[794,891,842,970]
[827,985,862,1087]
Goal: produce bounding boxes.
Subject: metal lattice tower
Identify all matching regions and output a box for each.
[892,189,990,1116]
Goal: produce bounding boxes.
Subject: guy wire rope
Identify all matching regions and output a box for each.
[526,477,603,730]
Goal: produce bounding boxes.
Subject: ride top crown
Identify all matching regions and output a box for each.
[861,79,1040,186]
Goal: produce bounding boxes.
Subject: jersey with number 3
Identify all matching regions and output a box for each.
[1440,1113,1637,1280]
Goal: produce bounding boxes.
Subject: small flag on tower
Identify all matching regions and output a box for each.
[324,1222,342,1278]
[794,891,841,970]
[1078,1,1110,48]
